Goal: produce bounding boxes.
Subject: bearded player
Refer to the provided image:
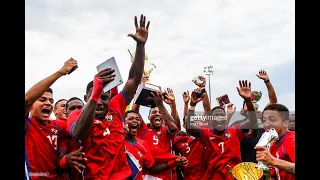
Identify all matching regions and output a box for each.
[67,14,150,179]
[186,80,258,180]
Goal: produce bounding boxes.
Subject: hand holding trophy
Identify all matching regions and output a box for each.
[225,129,278,180]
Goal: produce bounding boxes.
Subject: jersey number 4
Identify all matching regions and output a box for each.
[47,135,58,150]
[153,135,159,145]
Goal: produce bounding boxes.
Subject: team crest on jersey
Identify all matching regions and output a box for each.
[225,133,231,139]
[138,151,142,158]
[106,115,113,121]
[51,128,58,134]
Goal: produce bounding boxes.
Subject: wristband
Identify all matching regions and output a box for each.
[90,76,104,102]
[168,160,175,168]
[189,106,195,111]
[59,155,68,168]
[264,79,270,83]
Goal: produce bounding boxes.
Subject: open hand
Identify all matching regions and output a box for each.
[128,14,150,44]
[236,80,252,100]
[66,146,87,173]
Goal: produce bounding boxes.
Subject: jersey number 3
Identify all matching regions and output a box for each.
[47,135,58,150]
[153,135,159,145]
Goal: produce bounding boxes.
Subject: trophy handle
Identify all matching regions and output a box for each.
[264,170,271,180]
[226,165,234,179]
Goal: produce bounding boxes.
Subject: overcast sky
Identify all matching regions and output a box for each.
[25,0,295,122]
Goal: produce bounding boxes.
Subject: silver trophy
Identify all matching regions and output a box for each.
[255,128,279,170]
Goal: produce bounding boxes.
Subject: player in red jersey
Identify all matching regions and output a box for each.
[67,14,150,180]
[25,57,78,180]
[57,97,85,180]
[255,103,295,180]
[186,80,258,180]
[124,110,188,180]
[54,99,68,120]
[173,131,207,180]
[133,90,179,180]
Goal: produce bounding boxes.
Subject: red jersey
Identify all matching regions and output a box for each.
[25,117,67,180]
[67,91,131,180]
[198,123,246,180]
[58,135,82,180]
[270,131,295,180]
[137,121,177,180]
[174,135,207,180]
[125,137,155,180]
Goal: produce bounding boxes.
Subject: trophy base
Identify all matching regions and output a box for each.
[134,83,161,108]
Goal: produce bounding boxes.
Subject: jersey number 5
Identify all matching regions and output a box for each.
[153,135,159,145]
[218,142,224,153]
[186,143,190,154]
[47,135,58,150]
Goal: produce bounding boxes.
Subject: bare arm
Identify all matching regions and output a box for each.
[163,88,181,131]
[202,91,211,111]
[182,91,190,119]
[72,100,97,140]
[185,89,206,137]
[257,70,277,104]
[147,163,171,173]
[123,15,150,101]
[72,69,115,140]
[158,103,177,133]
[25,58,77,118]
[236,80,258,129]
[273,158,295,175]
[152,91,177,133]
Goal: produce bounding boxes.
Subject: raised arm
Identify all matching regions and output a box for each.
[194,76,211,111]
[151,91,177,133]
[182,91,190,119]
[163,88,181,131]
[123,14,150,101]
[71,68,115,140]
[25,58,78,118]
[256,70,277,104]
[186,89,206,137]
[236,80,258,129]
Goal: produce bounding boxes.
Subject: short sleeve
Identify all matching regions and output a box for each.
[143,147,155,169]
[66,109,82,137]
[231,123,247,142]
[137,120,148,139]
[198,128,209,145]
[284,133,295,163]
[109,90,130,118]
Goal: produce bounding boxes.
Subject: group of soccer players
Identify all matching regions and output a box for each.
[25,14,295,180]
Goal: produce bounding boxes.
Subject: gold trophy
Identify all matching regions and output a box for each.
[128,49,160,108]
[128,49,156,83]
[226,162,264,180]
